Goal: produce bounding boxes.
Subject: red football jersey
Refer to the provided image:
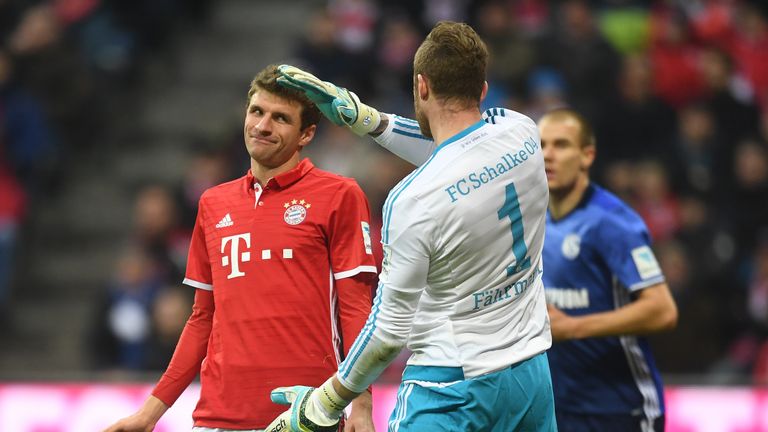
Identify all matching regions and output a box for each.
[181,159,377,428]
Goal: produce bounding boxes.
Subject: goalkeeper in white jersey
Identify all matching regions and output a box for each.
[266,21,556,432]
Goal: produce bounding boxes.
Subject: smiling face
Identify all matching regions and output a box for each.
[539,112,595,197]
[243,90,315,172]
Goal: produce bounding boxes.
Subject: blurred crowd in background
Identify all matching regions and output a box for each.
[2,0,768,386]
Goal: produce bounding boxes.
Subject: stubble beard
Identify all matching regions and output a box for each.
[414,100,433,139]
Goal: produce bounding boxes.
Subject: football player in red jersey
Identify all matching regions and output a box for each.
[104,65,377,432]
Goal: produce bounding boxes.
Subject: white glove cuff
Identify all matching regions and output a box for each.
[347,91,381,136]
[309,377,350,422]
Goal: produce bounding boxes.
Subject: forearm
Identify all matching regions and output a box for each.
[152,289,213,405]
[371,113,435,166]
[569,285,677,339]
[337,330,405,395]
[136,395,170,425]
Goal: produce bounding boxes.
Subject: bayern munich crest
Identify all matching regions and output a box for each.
[283,199,311,225]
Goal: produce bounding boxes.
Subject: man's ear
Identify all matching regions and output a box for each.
[480,81,488,103]
[298,124,316,149]
[581,144,596,171]
[416,74,429,101]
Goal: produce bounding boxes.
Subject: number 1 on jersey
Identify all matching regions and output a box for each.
[498,182,531,276]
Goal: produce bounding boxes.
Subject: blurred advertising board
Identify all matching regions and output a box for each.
[0,384,766,431]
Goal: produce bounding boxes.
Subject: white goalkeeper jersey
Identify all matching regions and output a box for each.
[338,108,551,390]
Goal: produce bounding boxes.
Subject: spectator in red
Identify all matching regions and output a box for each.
[648,10,704,108]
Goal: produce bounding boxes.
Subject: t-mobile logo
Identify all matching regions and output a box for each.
[221,233,251,279]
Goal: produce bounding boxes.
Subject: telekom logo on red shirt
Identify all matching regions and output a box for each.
[221,233,251,279]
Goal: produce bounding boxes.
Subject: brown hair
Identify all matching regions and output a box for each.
[413,21,488,107]
[247,64,321,130]
[540,108,596,149]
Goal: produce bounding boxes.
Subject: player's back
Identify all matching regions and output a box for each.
[382,111,551,378]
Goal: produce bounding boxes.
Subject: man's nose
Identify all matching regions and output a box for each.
[255,116,273,134]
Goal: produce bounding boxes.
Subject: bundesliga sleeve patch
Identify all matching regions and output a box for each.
[361,221,373,255]
[631,245,662,280]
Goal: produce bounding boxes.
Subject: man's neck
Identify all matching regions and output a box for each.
[250,154,300,186]
[549,176,590,220]
[429,108,483,146]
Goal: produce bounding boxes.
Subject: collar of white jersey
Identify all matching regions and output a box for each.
[432,119,486,155]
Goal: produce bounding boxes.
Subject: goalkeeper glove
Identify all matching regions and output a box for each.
[277,65,381,136]
[265,378,350,432]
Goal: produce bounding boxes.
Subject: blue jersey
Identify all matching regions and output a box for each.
[543,184,666,418]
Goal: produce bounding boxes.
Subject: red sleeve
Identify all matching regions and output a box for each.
[327,181,378,279]
[152,288,214,406]
[336,273,376,357]
[183,199,212,289]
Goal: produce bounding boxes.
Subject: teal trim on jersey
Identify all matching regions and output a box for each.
[393,129,430,140]
[402,365,465,382]
[339,282,385,380]
[381,154,437,243]
[394,120,420,130]
[432,120,486,154]
[388,354,556,432]
[382,119,487,243]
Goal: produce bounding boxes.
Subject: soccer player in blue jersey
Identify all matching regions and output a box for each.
[538,108,677,432]
[265,21,557,432]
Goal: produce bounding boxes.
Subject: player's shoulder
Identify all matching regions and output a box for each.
[586,184,647,233]
[482,107,537,130]
[199,173,247,202]
[306,166,365,195]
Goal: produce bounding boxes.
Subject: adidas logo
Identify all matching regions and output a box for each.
[215,213,234,228]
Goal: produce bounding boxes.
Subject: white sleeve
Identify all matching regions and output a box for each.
[336,195,433,392]
[373,114,436,166]
[374,108,528,167]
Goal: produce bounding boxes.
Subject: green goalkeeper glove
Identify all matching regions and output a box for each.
[265,378,350,432]
[277,65,381,136]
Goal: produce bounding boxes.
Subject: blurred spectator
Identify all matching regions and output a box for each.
[676,196,734,273]
[144,285,193,371]
[474,1,536,100]
[728,5,768,109]
[376,14,421,97]
[176,148,231,230]
[666,104,723,198]
[0,48,57,192]
[295,9,351,88]
[88,246,164,370]
[133,184,189,282]
[327,0,378,96]
[597,53,676,172]
[522,68,567,121]
[745,238,768,330]
[648,9,704,108]
[631,160,681,242]
[0,164,25,321]
[724,138,768,255]
[600,160,634,202]
[650,239,722,373]
[8,3,100,152]
[511,0,550,38]
[537,0,620,120]
[421,0,470,26]
[698,47,761,145]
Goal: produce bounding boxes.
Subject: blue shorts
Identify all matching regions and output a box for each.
[387,353,557,432]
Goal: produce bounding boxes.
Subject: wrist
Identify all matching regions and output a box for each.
[307,378,351,423]
[370,115,389,137]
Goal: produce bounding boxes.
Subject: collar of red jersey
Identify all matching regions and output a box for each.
[245,158,315,191]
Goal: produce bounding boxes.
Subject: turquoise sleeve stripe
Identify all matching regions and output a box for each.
[339,283,384,378]
[394,120,420,130]
[393,128,431,140]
